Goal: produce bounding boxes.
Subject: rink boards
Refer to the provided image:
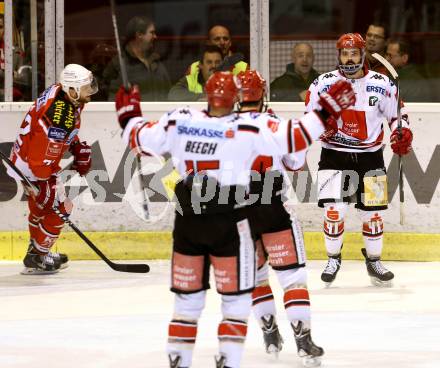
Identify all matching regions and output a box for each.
[0,102,439,260]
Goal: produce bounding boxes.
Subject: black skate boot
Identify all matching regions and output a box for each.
[320,254,341,286]
[27,241,68,270]
[361,248,394,287]
[48,250,69,269]
[261,314,283,356]
[292,321,324,367]
[168,353,188,368]
[215,355,232,368]
[21,247,61,275]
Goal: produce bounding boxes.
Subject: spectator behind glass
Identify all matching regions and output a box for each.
[168,45,223,101]
[270,43,319,102]
[186,25,248,78]
[365,23,388,75]
[85,43,116,101]
[385,38,432,102]
[0,13,26,100]
[102,15,171,101]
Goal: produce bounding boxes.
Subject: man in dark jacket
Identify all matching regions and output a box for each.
[386,38,433,102]
[270,43,319,102]
[102,16,171,101]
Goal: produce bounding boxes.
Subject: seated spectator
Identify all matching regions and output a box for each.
[386,38,432,102]
[102,15,171,101]
[168,45,222,101]
[85,43,116,101]
[187,25,248,77]
[365,23,388,75]
[270,43,319,102]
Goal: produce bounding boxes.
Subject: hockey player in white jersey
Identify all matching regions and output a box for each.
[237,70,325,366]
[114,71,355,368]
[305,33,413,287]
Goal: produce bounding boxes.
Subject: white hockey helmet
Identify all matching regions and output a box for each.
[59,64,98,100]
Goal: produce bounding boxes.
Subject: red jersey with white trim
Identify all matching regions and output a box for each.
[8,84,83,181]
[305,69,409,153]
[122,107,325,187]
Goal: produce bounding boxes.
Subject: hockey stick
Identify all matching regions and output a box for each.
[372,53,404,225]
[109,0,150,221]
[0,150,150,273]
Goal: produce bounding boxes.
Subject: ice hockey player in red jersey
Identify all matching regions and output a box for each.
[305,33,413,287]
[237,70,324,366]
[115,71,355,368]
[7,64,97,274]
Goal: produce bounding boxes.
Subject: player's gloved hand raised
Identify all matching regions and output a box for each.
[33,176,57,216]
[70,141,92,176]
[115,85,142,129]
[390,127,413,155]
[319,80,356,119]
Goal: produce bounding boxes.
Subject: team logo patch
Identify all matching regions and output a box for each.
[369,96,379,106]
[225,129,235,138]
[45,141,63,158]
[267,119,279,133]
[47,127,67,141]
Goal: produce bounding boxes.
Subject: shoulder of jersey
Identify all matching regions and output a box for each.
[314,69,340,85]
[367,70,394,87]
[42,86,77,133]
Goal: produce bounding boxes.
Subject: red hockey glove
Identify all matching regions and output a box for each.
[33,176,57,216]
[71,141,92,176]
[115,85,142,129]
[319,80,356,119]
[390,127,413,155]
[319,116,339,140]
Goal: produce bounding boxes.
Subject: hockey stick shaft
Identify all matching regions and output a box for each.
[371,53,404,225]
[109,0,150,220]
[0,150,150,273]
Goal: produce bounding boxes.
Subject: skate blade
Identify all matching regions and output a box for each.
[21,267,60,275]
[302,356,322,367]
[59,263,69,270]
[370,277,393,288]
[266,344,281,358]
[323,281,334,288]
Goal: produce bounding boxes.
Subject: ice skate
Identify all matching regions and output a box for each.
[48,250,69,269]
[320,254,341,287]
[292,321,324,367]
[21,250,61,275]
[260,314,283,356]
[215,354,228,368]
[361,248,394,287]
[168,353,183,368]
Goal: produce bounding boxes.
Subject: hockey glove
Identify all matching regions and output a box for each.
[115,85,142,129]
[34,176,57,216]
[71,141,92,176]
[319,80,356,120]
[319,116,339,140]
[390,127,413,155]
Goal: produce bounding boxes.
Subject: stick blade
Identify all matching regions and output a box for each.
[371,53,398,79]
[110,263,150,273]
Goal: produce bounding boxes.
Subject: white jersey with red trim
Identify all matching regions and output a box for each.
[122,107,325,187]
[240,111,311,173]
[305,69,409,153]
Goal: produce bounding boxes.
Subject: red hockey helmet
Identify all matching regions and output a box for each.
[336,33,367,75]
[205,71,240,109]
[237,70,266,102]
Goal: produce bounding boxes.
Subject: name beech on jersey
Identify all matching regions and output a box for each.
[185,141,218,155]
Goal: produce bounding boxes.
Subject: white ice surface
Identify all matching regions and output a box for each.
[0,260,439,368]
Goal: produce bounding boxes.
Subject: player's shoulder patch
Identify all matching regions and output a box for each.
[44,91,76,132]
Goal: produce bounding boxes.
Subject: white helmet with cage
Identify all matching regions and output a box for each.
[59,64,98,100]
